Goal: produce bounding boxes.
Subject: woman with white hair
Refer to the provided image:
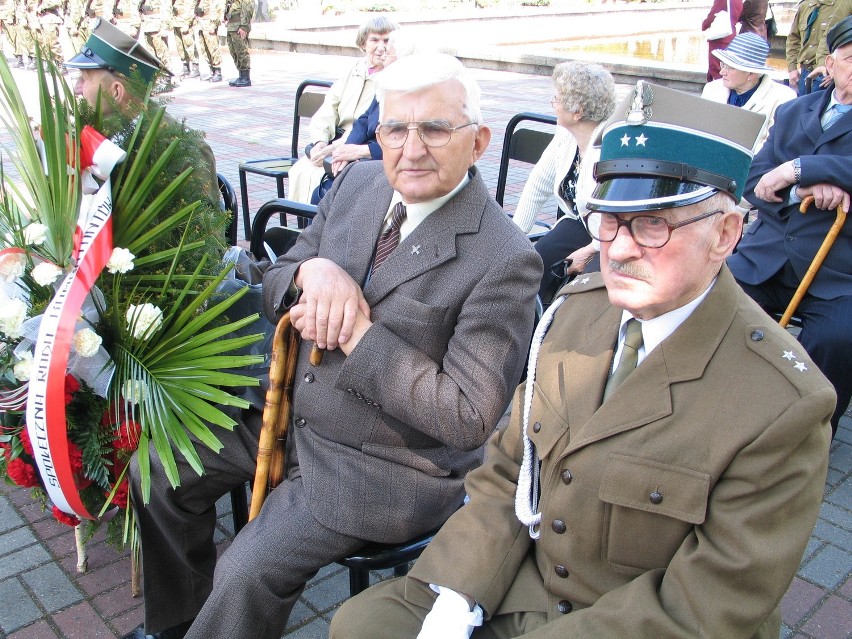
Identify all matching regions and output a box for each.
[512,60,616,303]
[701,32,796,152]
[287,15,399,203]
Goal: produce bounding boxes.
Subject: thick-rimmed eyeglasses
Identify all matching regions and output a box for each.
[584,210,722,249]
[377,121,477,149]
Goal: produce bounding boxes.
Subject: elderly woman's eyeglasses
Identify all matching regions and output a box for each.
[550,96,562,109]
[377,121,477,148]
[584,210,722,248]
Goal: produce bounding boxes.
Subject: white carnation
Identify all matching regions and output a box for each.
[106,247,135,274]
[0,252,26,283]
[13,351,34,382]
[0,298,29,338]
[23,223,47,246]
[31,262,63,287]
[72,327,103,357]
[126,303,164,340]
[121,378,149,404]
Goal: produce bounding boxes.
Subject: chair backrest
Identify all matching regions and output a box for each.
[290,79,334,159]
[495,112,558,207]
[218,173,239,245]
[250,198,318,261]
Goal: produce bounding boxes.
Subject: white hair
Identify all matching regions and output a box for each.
[375,52,483,124]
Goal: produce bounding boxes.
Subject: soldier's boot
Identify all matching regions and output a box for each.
[179,62,191,77]
[229,69,251,87]
[188,62,200,78]
[209,67,222,82]
[25,57,36,70]
[13,55,24,68]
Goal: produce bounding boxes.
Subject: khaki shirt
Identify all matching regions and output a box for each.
[786,0,852,70]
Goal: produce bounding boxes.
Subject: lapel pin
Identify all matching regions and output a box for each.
[411,245,421,255]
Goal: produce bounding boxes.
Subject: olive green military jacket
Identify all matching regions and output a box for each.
[224,0,251,32]
[410,267,833,638]
[786,0,852,70]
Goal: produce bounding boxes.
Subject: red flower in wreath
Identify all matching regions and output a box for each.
[64,374,81,405]
[18,428,34,456]
[67,442,84,475]
[6,457,39,488]
[115,419,141,452]
[109,479,129,509]
[52,505,80,527]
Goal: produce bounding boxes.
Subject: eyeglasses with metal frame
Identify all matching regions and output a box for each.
[583,210,722,249]
[377,120,477,149]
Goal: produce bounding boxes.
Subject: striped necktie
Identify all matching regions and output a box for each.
[821,103,851,131]
[603,319,643,402]
[372,202,407,270]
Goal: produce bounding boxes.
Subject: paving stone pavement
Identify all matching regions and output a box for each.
[1,49,850,639]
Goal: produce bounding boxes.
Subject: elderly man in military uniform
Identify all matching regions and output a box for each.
[194,0,222,81]
[171,0,198,78]
[330,83,834,639]
[223,0,252,86]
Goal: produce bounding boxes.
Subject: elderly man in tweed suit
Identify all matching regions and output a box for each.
[123,53,542,639]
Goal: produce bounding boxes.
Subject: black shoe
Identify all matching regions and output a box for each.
[121,620,193,639]
[12,55,24,68]
[188,63,200,78]
[209,68,222,82]
[179,63,190,78]
[229,69,251,87]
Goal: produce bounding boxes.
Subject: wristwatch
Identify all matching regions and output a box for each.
[792,157,801,184]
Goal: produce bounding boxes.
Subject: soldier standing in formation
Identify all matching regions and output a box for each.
[223,0,252,87]
[194,0,222,81]
[172,0,199,78]
[0,0,22,67]
[34,0,64,70]
[139,0,172,73]
[110,0,140,38]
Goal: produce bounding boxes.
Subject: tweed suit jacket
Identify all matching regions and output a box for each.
[728,88,852,300]
[262,161,543,544]
[410,267,833,638]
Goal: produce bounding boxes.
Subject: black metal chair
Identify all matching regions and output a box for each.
[238,79,333,242]
[248,198,317,261]
[217,173,239,246]
[495,112,559,242]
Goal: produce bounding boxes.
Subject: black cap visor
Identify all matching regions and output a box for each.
[587,177,716,213]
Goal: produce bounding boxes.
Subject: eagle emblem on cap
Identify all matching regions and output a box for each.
[626,81,654,126]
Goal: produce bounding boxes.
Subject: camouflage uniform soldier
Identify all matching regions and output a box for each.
[139,0,171,71]
[172,0,198,78]
[18,0,35,69]
[110,0,140,39]
[224,0,251,87]
[34,0,64,68]
[0,0,23,67]
[194,0,221,81]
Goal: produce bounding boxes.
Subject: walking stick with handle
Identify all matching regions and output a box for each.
[779,196,848,328]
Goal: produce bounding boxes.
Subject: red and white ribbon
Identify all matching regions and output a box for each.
[26,126,125,519]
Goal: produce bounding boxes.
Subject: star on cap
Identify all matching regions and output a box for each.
[620,134,631,147]
[794,361,808,372]
[635,133,648,146]
[782,350,795,360]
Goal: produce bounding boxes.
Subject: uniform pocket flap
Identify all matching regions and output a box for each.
[599,453,709,524]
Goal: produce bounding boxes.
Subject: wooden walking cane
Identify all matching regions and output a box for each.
[249,312,300,520]
[779,196,848,328]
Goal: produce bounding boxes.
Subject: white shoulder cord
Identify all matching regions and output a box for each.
[514,294,567,540]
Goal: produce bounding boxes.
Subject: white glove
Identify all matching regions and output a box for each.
[416,586,483,639]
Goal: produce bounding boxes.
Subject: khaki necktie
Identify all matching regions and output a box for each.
[603,318,643,402]
[372,202,407,270]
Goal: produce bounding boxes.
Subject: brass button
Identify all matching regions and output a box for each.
[560,469,573,485]
[557,600,573,614]
[554,565,569,578]
[551,519,566,534]
[304,372,314,383]
[533,421,541,433]
[649,491,663,505]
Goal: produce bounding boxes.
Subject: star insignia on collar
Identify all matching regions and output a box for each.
[794,361,808,372]
[635,133,648,146]
[782,350,795,360]
[568,279,578,286]
[580,276,590,284]
[411,245,421,255]
[620,134,631,147]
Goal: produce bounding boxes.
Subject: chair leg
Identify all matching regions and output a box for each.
[238,168,252,242]
[230,484,249,534]
[348,567,370,597]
